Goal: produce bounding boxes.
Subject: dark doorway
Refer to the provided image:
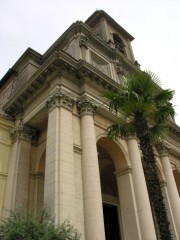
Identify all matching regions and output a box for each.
[103,203,121,240]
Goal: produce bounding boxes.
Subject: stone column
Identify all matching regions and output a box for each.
[3,120,39,217]
[77,97,105,240]
[127,137,157,240]
[161,181,179,240]
[115,166,141,240]
[157,143,180,238]
[45,88,76,225]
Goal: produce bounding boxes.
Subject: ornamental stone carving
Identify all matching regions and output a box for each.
[10,120,39,144]
[77,96,97,116]
[157,143,170,157]
[46,88,75,112]
[79,35,88,49]
[115,61,124,75]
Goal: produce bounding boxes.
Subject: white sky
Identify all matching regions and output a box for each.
[0,0,180,126]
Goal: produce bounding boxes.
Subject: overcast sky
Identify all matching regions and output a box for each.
[0,0,180,126]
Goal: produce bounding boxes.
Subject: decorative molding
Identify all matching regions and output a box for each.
[160,180,167,187]
[168,124,180,141]
[10,119,39,144]
[30,171,44,179]
[77,96,97,116]
[46,87,75,112]
[0,172,8,179]
[115,60,124,75]
[73,144,82,154]
[114,166,132,177]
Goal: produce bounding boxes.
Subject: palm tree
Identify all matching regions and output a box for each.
[102,71,175,240]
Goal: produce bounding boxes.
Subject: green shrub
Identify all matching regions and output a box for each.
[0,209,81,240]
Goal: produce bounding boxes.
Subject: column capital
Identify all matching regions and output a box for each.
[160,180,167,187]
[10,120,39,144]
[46,88,75,112]
[77,96,97,116]
[126,135,137,140]
[157,142,170,157]
[79,35,89,49]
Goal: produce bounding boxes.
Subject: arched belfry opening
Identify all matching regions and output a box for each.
[97,137,127,240]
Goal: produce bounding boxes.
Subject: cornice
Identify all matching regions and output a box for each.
[3,51,119,117]
[3,51,60,116]
[86,30,139,73]
[13,48,42,69]
[2,50,180,146]
[2,19,140,118]
[168,121,180,141]
[43,20,138,73]
[43,21,92,61]
[85,10,134,41]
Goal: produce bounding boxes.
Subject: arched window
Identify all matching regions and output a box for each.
[113,33,125,54]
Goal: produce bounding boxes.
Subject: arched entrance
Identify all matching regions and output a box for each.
[29,150,46,215]
[36,151,45,212]
[97,137,127,240]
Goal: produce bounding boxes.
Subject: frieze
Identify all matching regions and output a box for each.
[77,67,117,92]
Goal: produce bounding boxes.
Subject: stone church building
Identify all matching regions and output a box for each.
[0,10,180,240]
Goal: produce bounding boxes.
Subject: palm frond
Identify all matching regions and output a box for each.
[101,91,124,113]
[148,123,168,144]
[102,70,176,144]
[154,103,176,123]
[145,70,162,87]
[154,89,175,104]
[106,117,136,140]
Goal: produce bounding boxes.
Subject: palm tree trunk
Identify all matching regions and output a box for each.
[134,112,172,240]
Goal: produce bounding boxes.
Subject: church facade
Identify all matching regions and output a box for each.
[0,10,180,240]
